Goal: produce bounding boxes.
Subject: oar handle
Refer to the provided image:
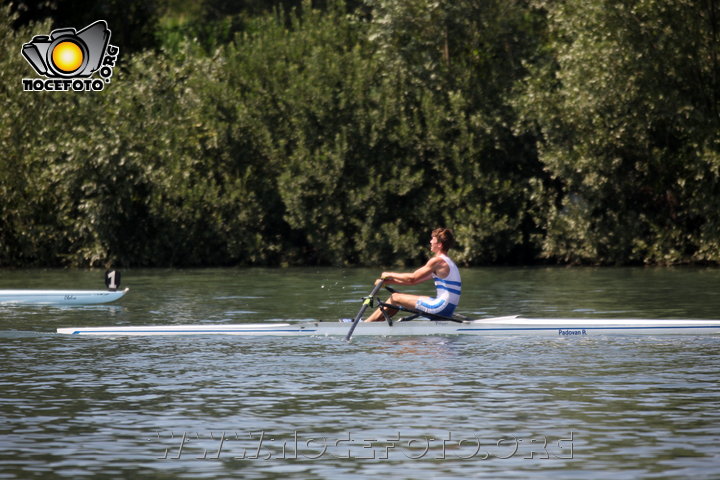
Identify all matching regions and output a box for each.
[345,279,385,341]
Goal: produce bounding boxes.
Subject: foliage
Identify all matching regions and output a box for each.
[7,0,161,54]
[517,0,720,264]
[1,0,719,267]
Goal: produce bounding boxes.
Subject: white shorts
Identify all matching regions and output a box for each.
[416,297,456,317]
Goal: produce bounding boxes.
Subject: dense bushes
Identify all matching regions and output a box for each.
[518,0,720,265]
[1,0,718,267]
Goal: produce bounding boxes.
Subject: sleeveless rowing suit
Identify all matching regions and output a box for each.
[416,253,461,317]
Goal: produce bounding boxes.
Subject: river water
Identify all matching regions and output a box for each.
[1,267,719,479]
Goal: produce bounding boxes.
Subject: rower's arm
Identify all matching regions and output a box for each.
[382,259,439,286]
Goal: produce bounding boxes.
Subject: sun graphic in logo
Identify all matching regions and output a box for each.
[51,41,84,73]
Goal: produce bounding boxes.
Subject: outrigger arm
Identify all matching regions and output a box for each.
[376,286,468,324]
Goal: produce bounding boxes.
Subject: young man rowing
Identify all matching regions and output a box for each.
[364,228,461,322]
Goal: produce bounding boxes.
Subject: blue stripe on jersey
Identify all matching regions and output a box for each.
[435,284,462,296]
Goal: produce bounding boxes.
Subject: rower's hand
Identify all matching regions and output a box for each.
[377,274,393,285]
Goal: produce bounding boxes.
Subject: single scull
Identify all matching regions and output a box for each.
[56,316,720,336]
[1,288,129,305]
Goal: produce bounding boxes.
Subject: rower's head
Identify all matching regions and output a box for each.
[431,228,455,253]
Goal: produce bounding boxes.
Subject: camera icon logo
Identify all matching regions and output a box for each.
[21,20,119,92]
[22,20,111,77]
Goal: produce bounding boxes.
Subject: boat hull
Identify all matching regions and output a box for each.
[1,288,129,305]
[56,317,720,336]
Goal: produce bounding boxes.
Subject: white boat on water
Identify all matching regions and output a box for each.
[0,288,129,305]
[0,270,127,305]
[56,316,720,336]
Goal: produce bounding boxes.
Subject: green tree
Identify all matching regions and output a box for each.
[365,0,548,264]
[517,0,720,264]
[7,0,161,54]
[0,7,74,265]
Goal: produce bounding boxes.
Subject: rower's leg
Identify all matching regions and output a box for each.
[364,293,424,322]
[364,300,394,322]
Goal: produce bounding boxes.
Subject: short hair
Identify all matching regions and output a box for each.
[432,227,455,251]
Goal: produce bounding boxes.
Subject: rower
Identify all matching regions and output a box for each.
[364,228,461,322]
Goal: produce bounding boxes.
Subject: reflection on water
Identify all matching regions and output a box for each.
[1,267,719,479]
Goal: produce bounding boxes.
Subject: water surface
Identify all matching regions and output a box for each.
[1,267,719,479]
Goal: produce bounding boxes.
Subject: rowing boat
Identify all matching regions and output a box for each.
[56,316,720,336]
[0,288,129,305]
[0,270,128,305]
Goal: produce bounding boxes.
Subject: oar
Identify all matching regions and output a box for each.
[345,279,385,341]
